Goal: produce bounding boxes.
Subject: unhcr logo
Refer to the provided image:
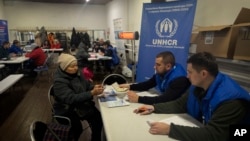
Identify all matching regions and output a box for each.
[153,18,178,46]
[155,18,178,38]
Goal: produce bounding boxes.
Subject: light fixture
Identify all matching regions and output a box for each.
[86,0,90,2]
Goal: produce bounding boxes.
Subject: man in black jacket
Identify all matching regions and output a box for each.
[0,41,10,59]
[119,51,190,104]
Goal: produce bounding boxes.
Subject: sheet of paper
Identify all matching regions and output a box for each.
[106,99,130,108]
[159,115,199,127]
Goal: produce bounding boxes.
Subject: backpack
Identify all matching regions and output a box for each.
[109,47,120,66]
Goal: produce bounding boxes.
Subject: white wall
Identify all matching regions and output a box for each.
[126,0,250,31]
[106,0,128,43]
[0,0,5,19]
[3,0,250,42]
[3,1,107,30]
[195,0,250,26]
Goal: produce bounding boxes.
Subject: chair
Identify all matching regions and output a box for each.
[102,73,128,86]
[48,85,71,126]
[30,121,48,141]
[30,120,73,141]
[33,51,54,83]
[48,85,90,132]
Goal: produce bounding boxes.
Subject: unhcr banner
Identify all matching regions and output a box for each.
[136,0,197,82]
[0,20,9,45]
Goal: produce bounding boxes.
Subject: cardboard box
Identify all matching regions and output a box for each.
[233,23,250,61]
[193,7,250,59]
[189,33,198,53]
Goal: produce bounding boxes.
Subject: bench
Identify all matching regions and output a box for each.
[0,74,24,94]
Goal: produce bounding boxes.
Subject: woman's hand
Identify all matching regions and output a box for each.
[91,85,104,96]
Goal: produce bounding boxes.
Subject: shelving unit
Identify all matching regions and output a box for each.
[216,58,250,92]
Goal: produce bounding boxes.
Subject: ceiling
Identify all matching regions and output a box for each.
[4,0,112,5]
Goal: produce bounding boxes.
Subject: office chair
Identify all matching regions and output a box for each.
[102,73,128,86]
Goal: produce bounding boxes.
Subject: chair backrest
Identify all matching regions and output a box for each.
[102,74,128,86]
[48,85,72,127]
[30,121,73,141]
[48,85,55,113]
[30,121,48,141]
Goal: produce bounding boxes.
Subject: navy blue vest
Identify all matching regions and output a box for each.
[155,63,186,94]
[187,73,250,124]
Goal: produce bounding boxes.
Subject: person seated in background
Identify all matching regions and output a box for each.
[119,51,190,105]
[98,38,104,47]
[9,40,23,56]
[41,40,50,49]
[24,34,46,74]
[98,40,115,73]
[1,41,21,74]
[75,42,94,82]
[53,53,103,141]
[50,39,61,49]
[134,52,250,141]
[0,41,11,59]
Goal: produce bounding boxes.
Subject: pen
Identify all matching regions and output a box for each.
[137,108,153,113]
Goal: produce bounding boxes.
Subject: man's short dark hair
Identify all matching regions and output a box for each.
[187,52,218,77]
[156,51,175,67]
[13,40,19,45]
[3,41,9,45]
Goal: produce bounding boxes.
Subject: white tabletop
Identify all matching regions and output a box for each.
[0,64,5,69]
[0,56,29,64]
[98,86,202,141]
[88,53,112,61]
[0,74,24,94]
[43,48,63,52]
[25,48,63,53]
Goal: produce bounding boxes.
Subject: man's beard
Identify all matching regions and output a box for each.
[158,70,167,77]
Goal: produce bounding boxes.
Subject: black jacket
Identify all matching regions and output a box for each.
[0,46,9,59]
[154,92,249,141]
[53,67,94,117]
[130,75,190,104]
[75,42,90,69]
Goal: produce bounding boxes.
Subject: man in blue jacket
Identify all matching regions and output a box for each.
[135,52,250,141]
[9,40,23,56]
[120,51,190,104]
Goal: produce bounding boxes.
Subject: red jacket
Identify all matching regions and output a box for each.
[25,47,46,66]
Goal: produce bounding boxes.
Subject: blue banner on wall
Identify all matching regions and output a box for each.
[0,20,9,45]
[136,0,197,82]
